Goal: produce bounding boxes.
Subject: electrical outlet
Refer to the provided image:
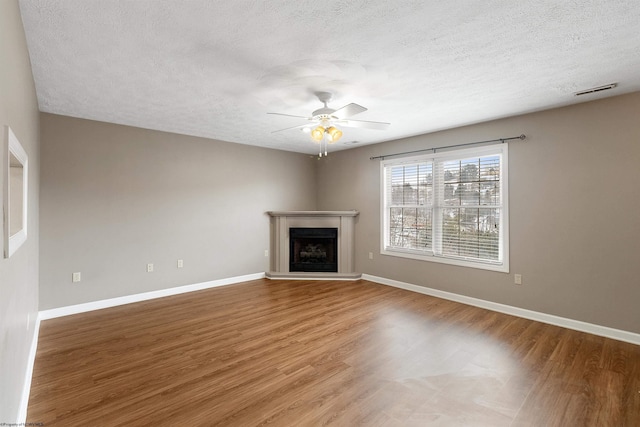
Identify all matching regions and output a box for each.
[177,259,184,268]
[72,272,81,283]
[147,263,154,273]
[514,274,522,285]
[264,249,269,257]
[368,252,374,260]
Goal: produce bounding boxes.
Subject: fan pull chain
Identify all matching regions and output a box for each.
[318,138,328,157]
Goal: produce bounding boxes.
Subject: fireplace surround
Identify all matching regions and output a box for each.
[266,211,360,279]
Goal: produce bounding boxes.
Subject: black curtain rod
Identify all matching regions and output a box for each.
[369,134,526,160]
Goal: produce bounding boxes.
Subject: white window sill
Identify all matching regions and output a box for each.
[381,248,509,273]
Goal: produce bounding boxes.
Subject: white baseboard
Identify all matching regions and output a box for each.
[17,313,41,424]
[39,272,265,320]
[362,274,640,346]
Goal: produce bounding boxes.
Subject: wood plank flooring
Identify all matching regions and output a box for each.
[27,279,640,426]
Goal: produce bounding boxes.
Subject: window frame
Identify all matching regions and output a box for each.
[380,144,509,273]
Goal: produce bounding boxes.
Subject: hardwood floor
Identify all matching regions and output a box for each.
[27,279,640,426]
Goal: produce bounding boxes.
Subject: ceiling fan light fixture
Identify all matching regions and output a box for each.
[326,126,342,143]
[268,92,389,156]
[311,126,325,141]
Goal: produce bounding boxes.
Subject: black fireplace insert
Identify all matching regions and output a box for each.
[289,227,338,272]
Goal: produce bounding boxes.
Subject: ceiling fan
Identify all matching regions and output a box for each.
[268,91,390,156]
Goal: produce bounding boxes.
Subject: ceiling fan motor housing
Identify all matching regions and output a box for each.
[312,91,337,119]
[268,90,389,138]
[312,109,336,119]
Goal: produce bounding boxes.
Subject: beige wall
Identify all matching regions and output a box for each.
[0,0,40,421]
[317,92,640,334]
[39,114,317,309]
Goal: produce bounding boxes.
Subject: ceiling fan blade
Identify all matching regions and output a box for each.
[271,123,314,133]
[267,112,310,120]
[332,103,367,119]
[335,118,390,130]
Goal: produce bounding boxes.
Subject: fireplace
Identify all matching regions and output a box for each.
[267,210,360,279]
[289,228,338,272]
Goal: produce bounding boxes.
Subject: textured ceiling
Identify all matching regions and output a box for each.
[18,0,640,154]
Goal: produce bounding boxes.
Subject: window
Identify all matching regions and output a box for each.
[381,144,508,272]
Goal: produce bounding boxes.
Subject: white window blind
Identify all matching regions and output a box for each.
[381,144,509,272]
[385,161,433,254]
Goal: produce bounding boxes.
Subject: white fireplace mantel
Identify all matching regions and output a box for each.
[266,211,360,280]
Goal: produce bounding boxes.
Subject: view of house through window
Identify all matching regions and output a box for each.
[381,144,508,272]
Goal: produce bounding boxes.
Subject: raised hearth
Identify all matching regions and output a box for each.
[266,211,360,279]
